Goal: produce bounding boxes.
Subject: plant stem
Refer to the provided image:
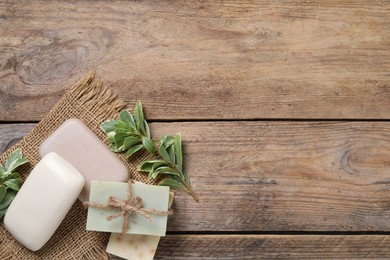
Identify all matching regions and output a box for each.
[171,164,199,202]
[179,175,199,202]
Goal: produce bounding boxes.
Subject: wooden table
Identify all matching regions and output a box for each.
[1,1,389,258]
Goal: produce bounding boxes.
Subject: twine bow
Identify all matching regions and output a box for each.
[84,180,169,236]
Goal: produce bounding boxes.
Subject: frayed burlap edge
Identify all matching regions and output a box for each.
[0,73,155,259]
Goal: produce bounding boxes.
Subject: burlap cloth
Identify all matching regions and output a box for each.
[0,73,154,259]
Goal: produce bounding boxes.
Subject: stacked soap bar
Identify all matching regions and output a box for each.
[106,192,174,260]
[4,153,84,251]
[39,118,129,201]
[86,181,170,236]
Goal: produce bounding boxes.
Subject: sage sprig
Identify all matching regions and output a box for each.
[0,149,29,219]
[101,101,198,202]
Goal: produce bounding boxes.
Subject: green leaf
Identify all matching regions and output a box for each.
[181,169,190,185]
[124,136,142,150]
[134,100,145,132]
[137,160,167,172]
[156,166,177,176]
[107,131,116,144]
[161,135,174,148]
[150,167,175,180]
[0,208,7,220]
[174,133,183,172]
[0,164,5,175]
[5,149,28,173]
[115,120,132,132]
[114,132,131,151]
[4,178,21,191]
[100,119,117,133]
[0,185,6,202]
[120,110,136,128]
[125,144,144,158]
[168,145,175,165]
[0,190,16,210]
[8,157,29,173]
[158,143,172,164]
[158,178,184,190]
[144,120,151,139]
[148,162,168,179]
[170,174,184,185]
[109,143,121,152]
[7,172,21,180]
[5,149,22,170]
[142,137,156,154]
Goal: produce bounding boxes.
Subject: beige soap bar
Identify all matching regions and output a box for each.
[107,234,160,260]
[39,118,128,201]
[4,153,84,251]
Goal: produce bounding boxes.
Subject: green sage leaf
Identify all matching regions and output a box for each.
[0,164,5,175]
[8,158,29,174]
[144,120,151,139]
[142,137,156,154]
[134,100,145,133]
[120,110,136,128]
[0,185,6,202]
[174,133,183,172]
[114,132,131,150]
[109,143,121,152]
[0,190,16,210]
[7,172,21,180]
[125,144,144,158]
[161,135,174,148]
[158,143,172,164]
[150,166,176,179]
[5,149,28,173]
[157,167,177,176]
[4,178,21,191]
[0,208,7,219]
[100,119,117,133]
[124,136,142,150]
[148,162,169,179]
[181,169,190,185]
[158,178,184,190]
[115,120,132,133]
[168,145,175,165]
[107,131,116,144]
[137,160,167,172]
[5,149,22,170]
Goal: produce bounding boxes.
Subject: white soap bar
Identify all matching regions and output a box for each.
[4,153,85,251]
[39,118,129,201]
[107,233,160,260]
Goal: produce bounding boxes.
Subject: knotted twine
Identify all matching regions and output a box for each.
[83,180,169,236]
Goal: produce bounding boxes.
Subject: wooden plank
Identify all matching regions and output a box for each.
[1,1,389,121]
[153,235,390,259]
[0,124,34,152]
[2,121,390,232]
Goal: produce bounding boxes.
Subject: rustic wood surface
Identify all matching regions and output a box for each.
[1,0,389,259]
[155,235,390,259]
[0,0,389,121]
[2,122,390,232]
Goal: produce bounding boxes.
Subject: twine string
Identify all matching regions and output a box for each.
[84,180,169,235]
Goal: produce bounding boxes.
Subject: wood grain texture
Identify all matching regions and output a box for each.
[2,121,390,232]
[1,0,389,121]
[0,124,34,152]
[153,235,390,259]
